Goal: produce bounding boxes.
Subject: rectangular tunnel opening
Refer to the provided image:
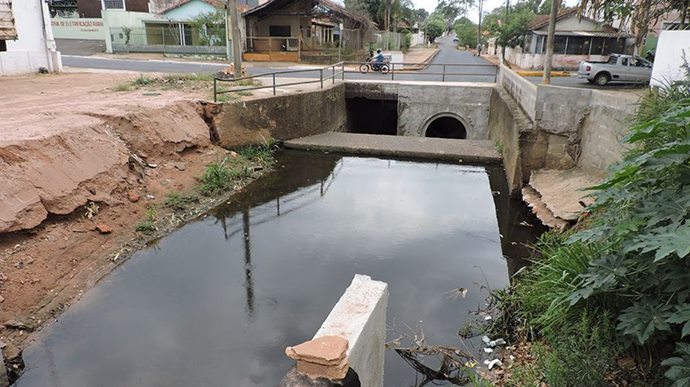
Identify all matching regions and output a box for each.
[345,97,398,135]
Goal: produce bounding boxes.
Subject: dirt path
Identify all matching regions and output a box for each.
[0,72,266,369]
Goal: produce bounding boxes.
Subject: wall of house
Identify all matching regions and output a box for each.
[651,30,690,87]
[163,0,217,20]
[535,16,601,32]
[102,9,159,52]
[504,46,608,70]
[1,0,61,75]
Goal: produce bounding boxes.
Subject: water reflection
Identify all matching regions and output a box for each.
[14,151,539,387]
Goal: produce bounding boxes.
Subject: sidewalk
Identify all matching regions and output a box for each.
[402,47,439,69]
[483,54,572,77]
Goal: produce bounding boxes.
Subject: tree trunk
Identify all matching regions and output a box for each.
[680,0,689,30]
[227,0,243,78]
[634,0,651,56]
[543,0,560,84]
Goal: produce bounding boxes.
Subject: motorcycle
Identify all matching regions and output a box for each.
[359,57,390,74]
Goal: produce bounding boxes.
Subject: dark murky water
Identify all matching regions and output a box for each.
[14,151,541,387]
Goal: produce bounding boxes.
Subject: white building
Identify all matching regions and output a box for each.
[1,0,62,75]
[650,30,690,87]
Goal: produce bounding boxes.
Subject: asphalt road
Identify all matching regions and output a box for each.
[60,36,645,89]
[61,36,498,82]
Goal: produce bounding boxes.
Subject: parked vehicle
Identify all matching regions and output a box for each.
[578,54,653,86]
[359,54,391,74]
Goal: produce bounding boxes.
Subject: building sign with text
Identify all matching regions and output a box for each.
[51,18,105,40]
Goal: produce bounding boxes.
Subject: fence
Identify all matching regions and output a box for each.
[213,62,345,102]
[109,26,226,55]
[213,61,498,101]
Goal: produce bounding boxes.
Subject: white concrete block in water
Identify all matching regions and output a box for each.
[314,274,389,387]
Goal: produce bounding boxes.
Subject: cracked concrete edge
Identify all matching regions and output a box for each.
[284,141,502,165]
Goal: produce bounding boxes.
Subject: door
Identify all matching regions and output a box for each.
[629,57,651,82]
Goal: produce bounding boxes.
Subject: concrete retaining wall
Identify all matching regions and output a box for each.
[579,90,638,174]
[345,81,493,140]
[497,65,537,121]
[496,65,639,187]
[214,83,347,148]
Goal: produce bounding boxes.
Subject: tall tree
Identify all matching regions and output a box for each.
[227,0,242,77]
[543,0,560,84]
[436,0,475,32]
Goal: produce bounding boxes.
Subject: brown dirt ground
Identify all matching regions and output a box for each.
[0,72,265,365]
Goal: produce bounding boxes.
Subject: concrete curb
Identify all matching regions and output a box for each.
[515,70,572,77]
[401,48,440,71]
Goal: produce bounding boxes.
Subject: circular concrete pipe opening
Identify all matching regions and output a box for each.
[424,115,467,139]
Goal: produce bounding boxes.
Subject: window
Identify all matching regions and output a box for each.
[103,0,125,10]
[269,25,291,37]
[621,57,628,66]
[591,37,606,55]
[0,39,5,52]
[0,0,17,41]
[565,36,591,55]
[553,36,567,54]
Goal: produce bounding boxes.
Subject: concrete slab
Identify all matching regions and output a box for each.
[284,133,502,164]
[528,168,603,221]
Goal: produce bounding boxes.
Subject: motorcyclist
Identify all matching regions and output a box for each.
[371,49,385,70]
[373,49,384,63]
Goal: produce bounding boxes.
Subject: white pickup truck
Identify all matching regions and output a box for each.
[578,54,653,86]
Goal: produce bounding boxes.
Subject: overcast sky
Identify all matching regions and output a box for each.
[411,0,578,23]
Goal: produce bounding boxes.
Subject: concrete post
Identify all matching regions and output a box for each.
[280,275,389,387]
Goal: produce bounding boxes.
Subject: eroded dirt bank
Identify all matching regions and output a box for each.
[0,73,258,368]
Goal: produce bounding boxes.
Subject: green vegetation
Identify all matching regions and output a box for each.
[453,17,478,47]
[424,15,446,43]
[164,191,200,211]
[495,65,690,385]
[135,221,157,233]
[200,141,276,195]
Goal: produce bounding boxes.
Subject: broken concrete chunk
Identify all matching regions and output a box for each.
[285,336,349,380]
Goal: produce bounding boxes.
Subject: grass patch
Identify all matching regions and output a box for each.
[164,191,200,211]
[112,83,132,92]
[135,221,157,233]
[132,74,155,86]
[200,140,276,195]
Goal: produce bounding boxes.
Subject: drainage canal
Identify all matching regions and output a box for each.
[14,151,542,387]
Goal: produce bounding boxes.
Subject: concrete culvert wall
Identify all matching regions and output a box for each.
[214,83,346,148]
[423,114,467,139]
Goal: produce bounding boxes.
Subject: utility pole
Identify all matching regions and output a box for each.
[226,0,243,78]
[542,0,559,84]
[501,0,510,59]
[477,0,483,56]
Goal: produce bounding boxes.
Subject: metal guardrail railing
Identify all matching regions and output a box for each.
[213,61,498,102]
[213,62,345,102]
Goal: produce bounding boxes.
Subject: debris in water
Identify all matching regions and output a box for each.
[484,359,503,370]
[482,336,491,345]
[444,287,469,300]
[391,324,476,385]
[483,348,493,353]
[519,221,533,227]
